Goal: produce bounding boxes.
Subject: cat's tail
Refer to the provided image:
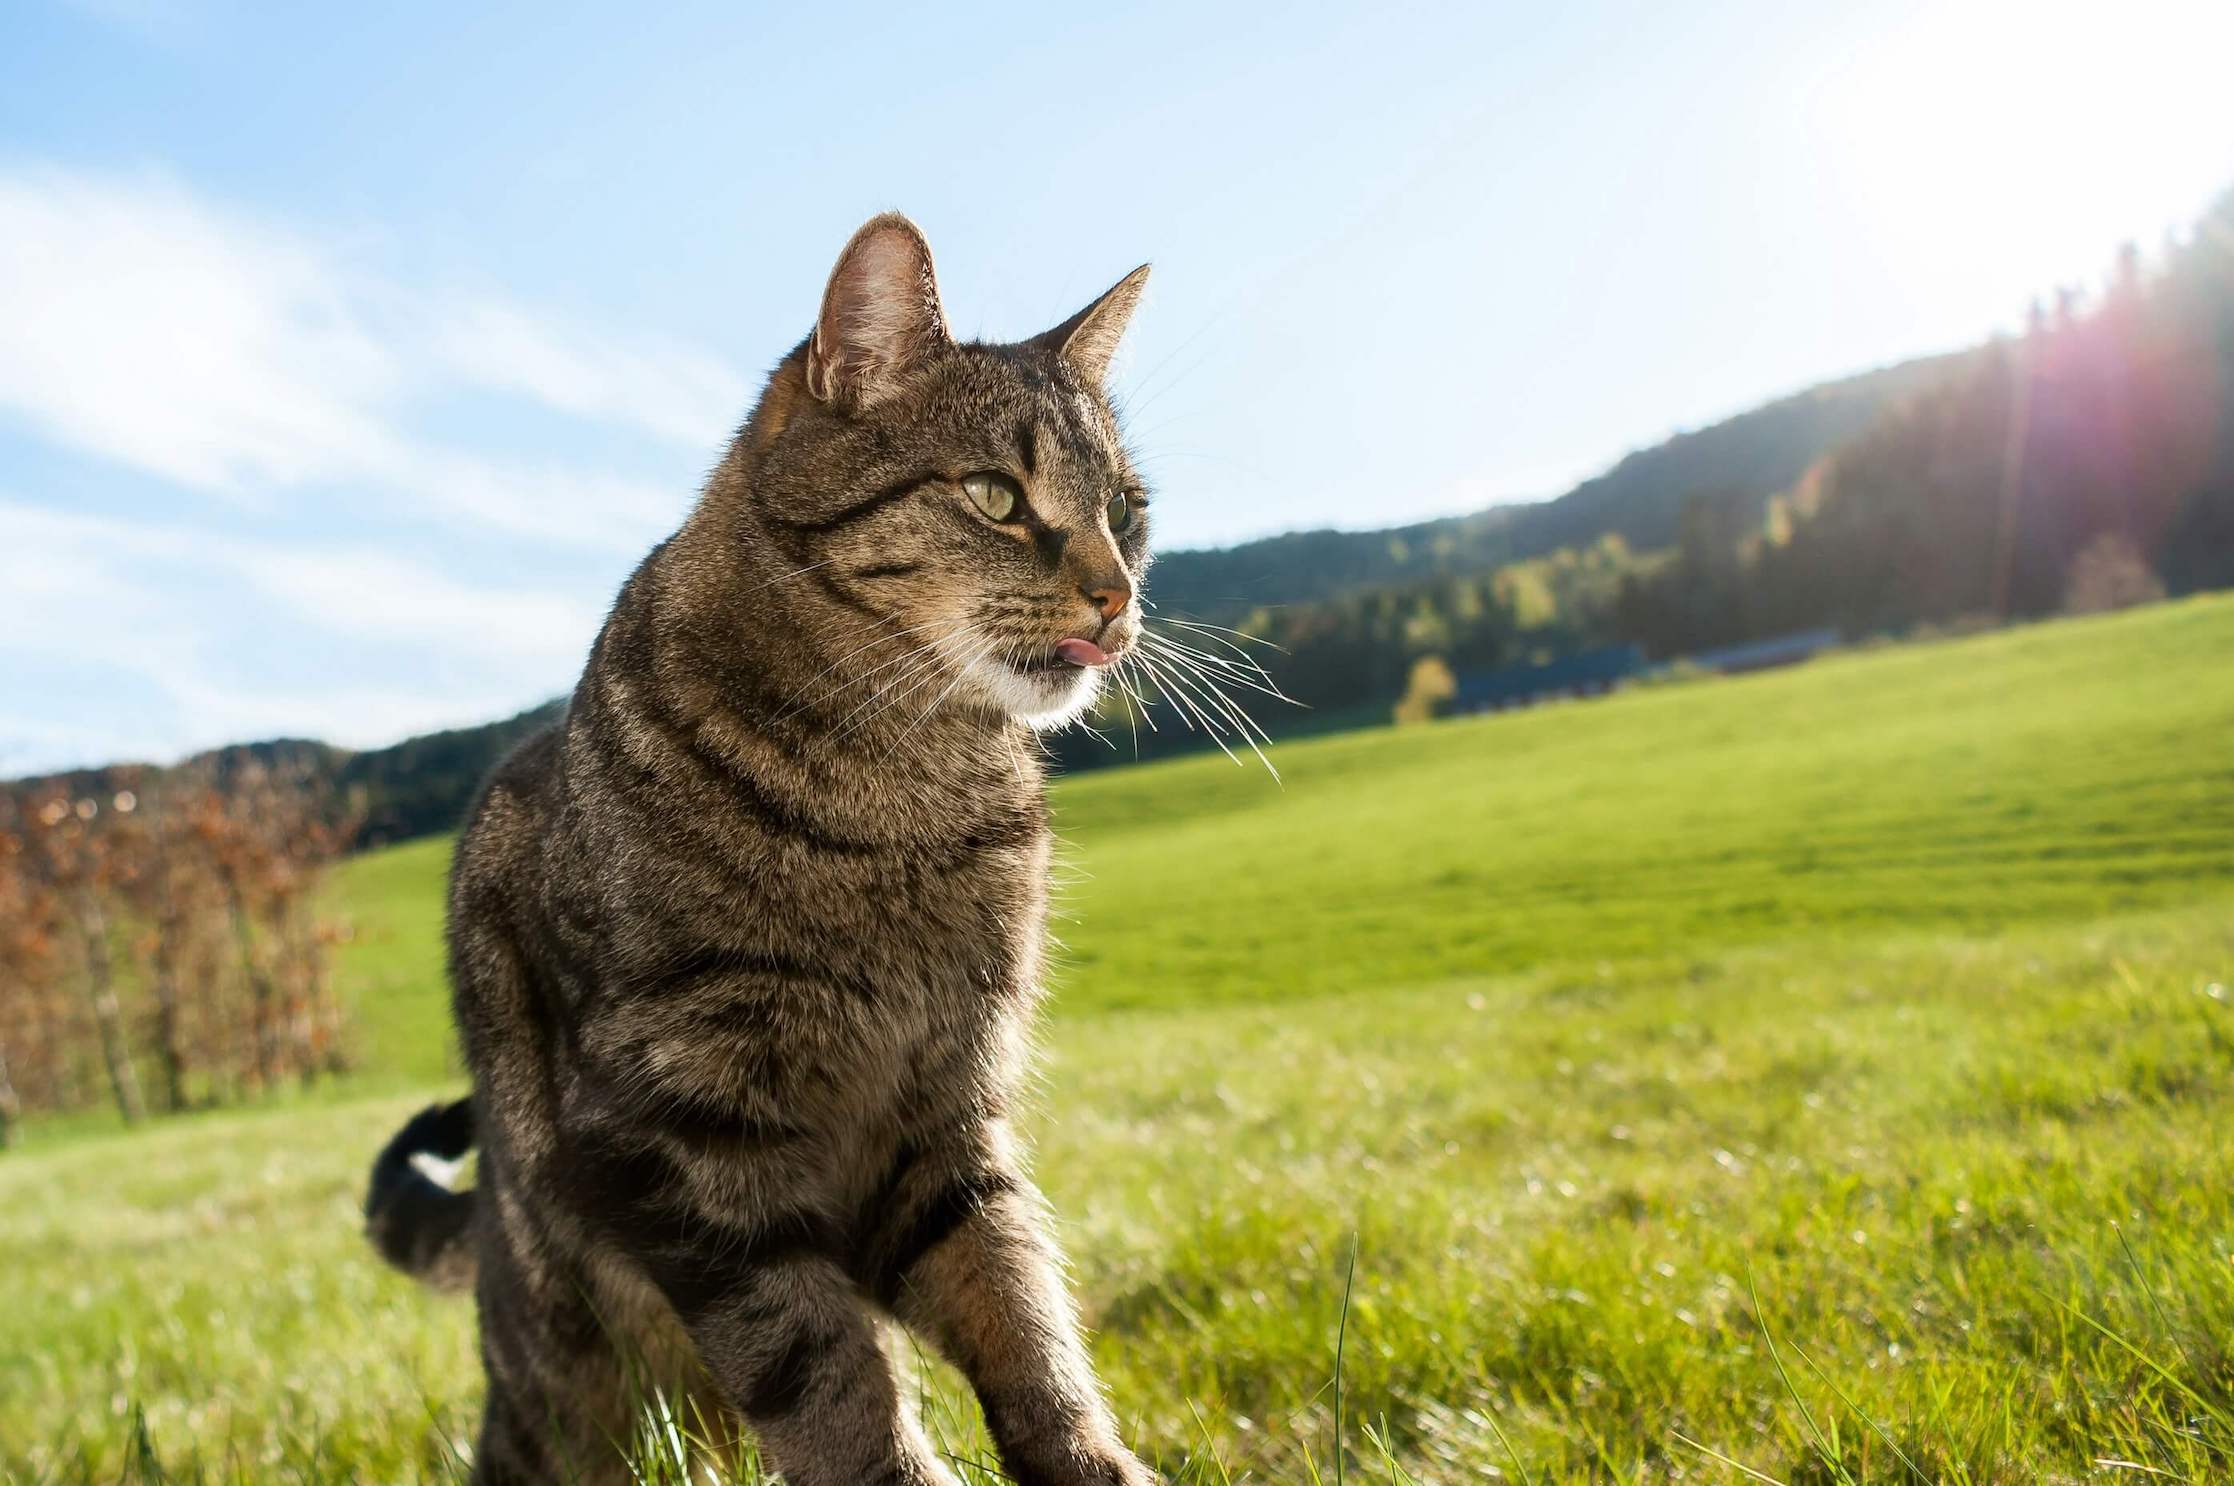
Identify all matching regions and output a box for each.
[365,1097,477,1291]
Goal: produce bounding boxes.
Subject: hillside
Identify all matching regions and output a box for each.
[1617,199,2234,655]
[19,182,2231,843]
[331,699,565,845]
[1139,194,2234,750]
[331,595,2234,1088]
[1,699,565,852]
[11,596,2234,1483]
[1146,355,1951,624]
[0,351,1957,844]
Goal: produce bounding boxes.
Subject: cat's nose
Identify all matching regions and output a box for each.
[1080,577,1133,623]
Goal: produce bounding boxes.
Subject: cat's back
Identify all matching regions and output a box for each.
[454,719,564,894]
[444,717,567,1030]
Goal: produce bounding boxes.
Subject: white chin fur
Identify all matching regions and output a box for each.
[963,655,1104,730]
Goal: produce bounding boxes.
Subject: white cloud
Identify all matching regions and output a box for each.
[241,545,598,670]
[0,164,740,771]
[0,170,397,493]
[0,503,603,656]
[428,300,749,450]
[0,502,602,769]
[0,166,742,550]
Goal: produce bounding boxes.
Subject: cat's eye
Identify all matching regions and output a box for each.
[962,473,1021,522]
[1106,492,1135,533]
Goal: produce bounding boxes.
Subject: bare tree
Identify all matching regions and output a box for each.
[0,827,47,1150]
[0,811,75,1131]
[2064,532,2167,615]
[27,793,147,1125]
[121,774,224,1112]
[0,761,358,1136]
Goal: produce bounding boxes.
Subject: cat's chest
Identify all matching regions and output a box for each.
[641,814,1053,1006]
[834,830,1051,999]
[765,834,1050,1130]
[573,751,1052,1024]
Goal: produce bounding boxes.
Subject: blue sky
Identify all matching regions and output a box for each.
[3,0,2229,773]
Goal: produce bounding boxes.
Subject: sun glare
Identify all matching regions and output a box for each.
[1826,0,2234,325]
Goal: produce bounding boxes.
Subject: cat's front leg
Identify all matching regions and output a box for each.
[662,1244,963,1486]
[868,1145,1155,1486]
[569,1122,961,1485]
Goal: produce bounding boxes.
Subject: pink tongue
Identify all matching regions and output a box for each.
[1054,637,1111,667]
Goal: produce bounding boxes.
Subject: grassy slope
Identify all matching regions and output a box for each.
[332,833,461,1092]
[1054,595,2232,1006]
[339,594,2234,1080]
[8,597,2234,1483]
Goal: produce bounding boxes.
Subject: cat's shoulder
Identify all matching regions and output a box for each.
[452,720,564,889]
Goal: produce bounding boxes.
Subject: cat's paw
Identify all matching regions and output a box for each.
[997,1425,1159,1484]
[881,1452,965,1486]
[1063,1446,1160,1486]
[1102,1455,1160,1486]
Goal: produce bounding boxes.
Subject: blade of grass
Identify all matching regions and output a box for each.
[1332,1234,1359,1486]
[2048,1293,2234,1434]
[1183,1401,1238,1486]
[2112,1221,2204,1381]
[1671,1431,1795,1486]
[1746,1266,1855,1485]
[1473,1399,1538,1486]
[1786,1339,1936,1486]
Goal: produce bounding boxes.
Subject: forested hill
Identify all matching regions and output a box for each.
[11,351,1955,843]
[4,701,566,850]
[17,186,2232,846]
[1147,354,1954,625]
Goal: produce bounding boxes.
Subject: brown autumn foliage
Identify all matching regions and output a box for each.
[0,763,359,1142]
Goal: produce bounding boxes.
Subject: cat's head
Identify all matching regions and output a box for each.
[737,213,1151,733]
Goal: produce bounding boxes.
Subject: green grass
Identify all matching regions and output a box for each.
[326,833,462,1091]
[8,596,2234,1483]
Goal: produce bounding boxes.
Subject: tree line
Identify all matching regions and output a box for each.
[0,762,355,1146]
[1613,197,2234,656]
[1092,187,2234,745]
[1037,535,1640,770]
[12,199,2231,830]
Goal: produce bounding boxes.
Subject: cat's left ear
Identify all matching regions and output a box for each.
[1032,264,1151,386]
[806,213,951,409]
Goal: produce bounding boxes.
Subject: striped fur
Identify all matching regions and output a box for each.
[366,214,1157,1486]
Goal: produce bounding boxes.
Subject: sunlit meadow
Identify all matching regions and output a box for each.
[6,597,2233,1483]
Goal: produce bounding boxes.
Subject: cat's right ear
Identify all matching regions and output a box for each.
[805,213,950,410]
[1031,263,1151,387]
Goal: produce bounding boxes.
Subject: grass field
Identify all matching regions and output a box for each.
[7,596,2234,1483]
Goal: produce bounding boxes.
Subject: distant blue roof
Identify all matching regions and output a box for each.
[1685,628,1841,673]
[1453,644,1648,708]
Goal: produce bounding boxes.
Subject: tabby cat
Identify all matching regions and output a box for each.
[366,213,1159,1485]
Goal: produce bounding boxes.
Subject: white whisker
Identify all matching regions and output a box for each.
[893,635,1000,745]
[1133,651,1244,767]
[1138,631,1296,705]
[1159,615,1288,654]
[826,628,971,741]
[1118,657,1163,732]
[740,556,843,596]
[1150,647,1265,742]
[1137,647,1281,779]
[773,617,954,724]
